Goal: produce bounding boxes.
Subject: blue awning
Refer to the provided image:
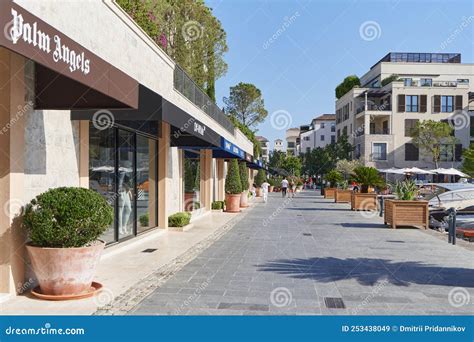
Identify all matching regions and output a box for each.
[212,137,247,160]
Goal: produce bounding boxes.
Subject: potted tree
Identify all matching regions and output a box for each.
[255,169,266,197]
[335,180,352,203]
[239,162,249,208]
[23,187,113,297]
[225,159,243,212]
[351,166,384,211]
[324,170,342,199]
[268,178,275,193]
[384,179,428,229]
[296,178,304,192]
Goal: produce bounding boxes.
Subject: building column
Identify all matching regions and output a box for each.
[216,158,225,201]
[200,149,212,210]
[158,122,170,228]
[364,114,370,135]
[0,50,27,296]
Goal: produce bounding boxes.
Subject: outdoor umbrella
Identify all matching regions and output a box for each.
[403,167,434,175]
[430,168,470,178]
[378,167,406,174]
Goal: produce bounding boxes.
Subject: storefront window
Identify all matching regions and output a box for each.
[89,123,158,244]
[183,152,201,211]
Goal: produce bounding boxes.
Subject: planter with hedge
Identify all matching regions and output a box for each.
[255,169,266,197]
[23,187,113,297]
[225,159,242,212]
[351,166,384,211]
[324,170,342,199]
[211,201,225,211]
[168,212,192,228]
[334,181,352,203]
[239,162,249,208]
[384,180,428,229]
[268,178,275,193]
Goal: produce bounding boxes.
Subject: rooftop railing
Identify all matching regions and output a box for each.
[174,65,234,134]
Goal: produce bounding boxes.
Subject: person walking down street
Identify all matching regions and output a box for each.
[281,177,289,198]
[289,179,296,198]
[250,183,257,199]
[261,179,270,203]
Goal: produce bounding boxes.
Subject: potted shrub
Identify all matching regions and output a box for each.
[351,166,384,211]
[168,212,191,227]
[225,159,242,212]
[23,187,113,296]
[268,178,275,192]
[255,169,266,197]
[335,180,352,203]
[296,179,304,192]
[211,201,224,211]
[239,162,249,208]
[384,180,428,229]
[324,170,342,199]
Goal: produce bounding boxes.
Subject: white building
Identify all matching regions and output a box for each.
[300,114,336,154]
[335,52,474,170]
[274,139,284,152]
[285,128,300,156]
[256,136,270,162]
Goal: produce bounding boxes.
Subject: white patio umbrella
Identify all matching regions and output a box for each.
[430,168,470,178]
[378,167,406,174]
[403,167,434,175]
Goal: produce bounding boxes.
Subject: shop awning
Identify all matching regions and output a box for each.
[211,138,246,159]
[0,1,139,109]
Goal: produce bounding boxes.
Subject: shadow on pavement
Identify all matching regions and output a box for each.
[256,257,474,287]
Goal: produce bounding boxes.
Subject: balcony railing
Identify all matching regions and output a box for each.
[174,65,234,134]
[401,80,462,88]
[356,103,392,114]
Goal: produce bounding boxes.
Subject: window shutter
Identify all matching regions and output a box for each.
[433,95,441,113]
[405,143,419,161]
[420,95,427,112]
[455,144,463,161]
[455,95,463,111]
[397,94,405,112]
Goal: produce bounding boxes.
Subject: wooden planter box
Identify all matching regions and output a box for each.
[384,200,428,229]
[335,189,352,203]
[351,193,377,211]
[324,188,336,199]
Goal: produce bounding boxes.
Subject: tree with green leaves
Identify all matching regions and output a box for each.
[225,159,242,194]
[352,166,385,193]
[239,162,249,191]
[462,144,474,177]
[255,169,266,187]
[224,82,268,128]
[268,150,286,170]
[281,155,302,177]
[410,120,454,168]
[336,159,361,180]
[325,170,343,188]
[336,75,360,99]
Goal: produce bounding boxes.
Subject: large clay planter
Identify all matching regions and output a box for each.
[269,186,274,192]
[335,189,352,203]
[351,192,377,211]
[240,190,249,208]
[26,241,105,296]
[384,200,428,229]
[324,188,336,199]
[225,193,241,213]
[256,188,263,197]
[184,192,194,211]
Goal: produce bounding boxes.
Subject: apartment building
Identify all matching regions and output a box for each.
[285,128,300,155]
[256,136,270,162]
[274,139,284,152]
[335,52,474,170]
[300,114,336,154]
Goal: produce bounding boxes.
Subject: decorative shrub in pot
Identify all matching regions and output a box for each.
[225,159,242,212]
[351,166,384,211]
[324,170,342,199]
[255,169,266,197]
[23,187,113,296]
[239,162,249,208]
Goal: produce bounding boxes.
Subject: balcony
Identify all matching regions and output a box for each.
[356,103,392,114]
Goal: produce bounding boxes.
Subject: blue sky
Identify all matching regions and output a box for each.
[206,0,474,148]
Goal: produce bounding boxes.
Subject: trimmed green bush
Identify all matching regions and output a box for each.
[255,169,266,187]
[352,166,385,193]
[325,170,343,188]
[336,75,360,99]
[139,213,149,227]
[239,162,249,191]
[168,212,191,227]
[211,201,224,210]
[23,187,114,248]
[225,159,242,194]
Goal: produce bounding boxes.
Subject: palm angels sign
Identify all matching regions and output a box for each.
[9,8,91,75]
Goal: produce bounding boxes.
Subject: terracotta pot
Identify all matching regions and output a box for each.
[184,192,194,211]
[269,186,274,192]
[225,193,241,213]
[240,190,249,208]
[26,241,105,296]
[256,188,263,197]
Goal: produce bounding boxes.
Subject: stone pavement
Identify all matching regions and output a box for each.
[127,191,474,315]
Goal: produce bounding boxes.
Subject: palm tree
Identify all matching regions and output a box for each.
[352,167,385,193]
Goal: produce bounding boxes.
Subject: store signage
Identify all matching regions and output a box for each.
[193,122,206,136]
[9,8,91,75]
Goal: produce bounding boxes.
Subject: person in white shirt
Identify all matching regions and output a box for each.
[281,177,289,197]
[261,180,270,203]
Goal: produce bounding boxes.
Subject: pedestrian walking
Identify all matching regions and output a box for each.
[250,183,257,199]
[290,179,296,198]
[281,177,289,198]
[261,179,270,203]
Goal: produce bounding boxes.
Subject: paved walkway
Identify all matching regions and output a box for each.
[129,191,474,315]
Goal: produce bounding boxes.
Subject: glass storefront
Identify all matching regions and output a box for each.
[89,123,158,244]
[183,151,201,211]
